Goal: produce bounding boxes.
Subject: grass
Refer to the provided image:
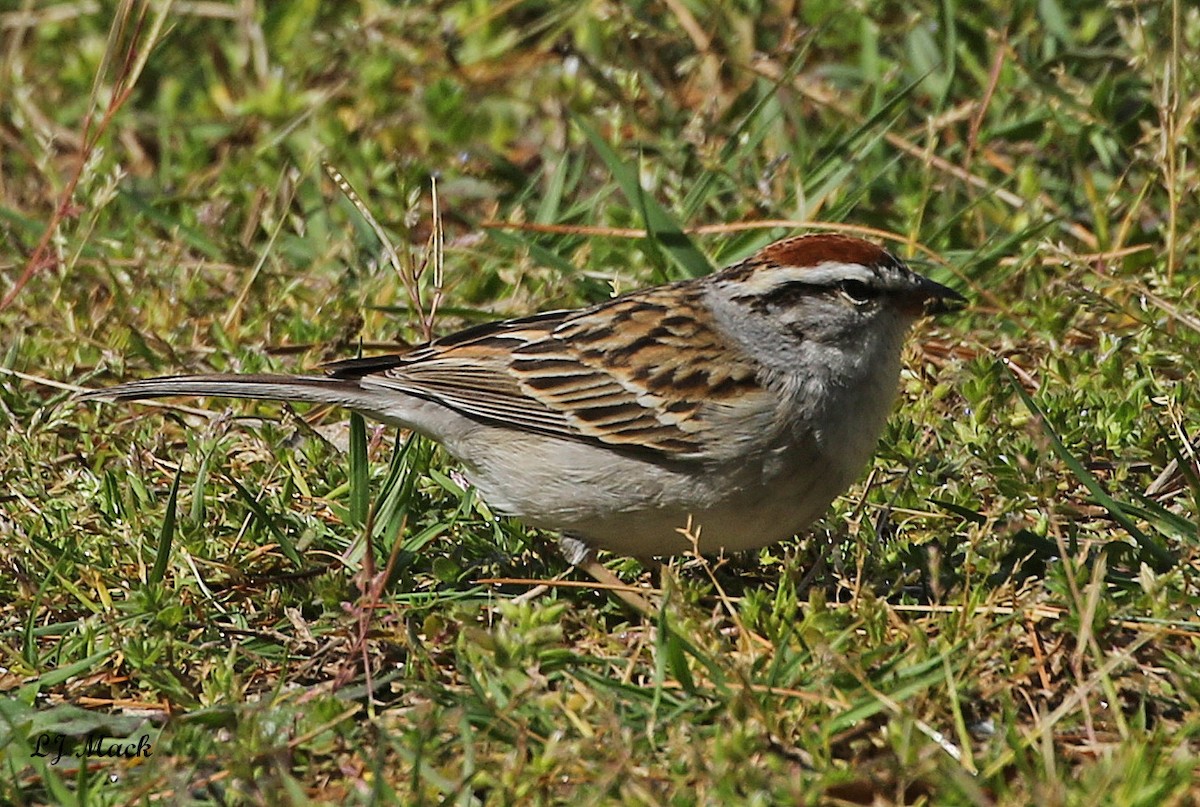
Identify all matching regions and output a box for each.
[2,0,1199,803]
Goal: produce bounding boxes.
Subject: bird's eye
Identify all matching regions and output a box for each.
[838,279,878,305]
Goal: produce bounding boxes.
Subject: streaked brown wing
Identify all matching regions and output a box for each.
[354,285,767,457]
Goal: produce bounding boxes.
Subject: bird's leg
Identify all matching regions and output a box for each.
[559,534,655,615]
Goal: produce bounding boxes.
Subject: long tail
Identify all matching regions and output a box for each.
[77,373,387,413]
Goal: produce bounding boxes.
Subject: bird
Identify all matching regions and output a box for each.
[81,233,964,575]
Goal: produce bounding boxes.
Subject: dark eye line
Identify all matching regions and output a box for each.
[837,278,880,304]
[733,278,886,310]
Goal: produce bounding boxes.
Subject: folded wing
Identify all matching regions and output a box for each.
[332,285,768,459]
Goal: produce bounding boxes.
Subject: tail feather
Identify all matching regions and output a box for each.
[77,373,382,412]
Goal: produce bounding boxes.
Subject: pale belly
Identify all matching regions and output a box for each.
[457,428,866,558]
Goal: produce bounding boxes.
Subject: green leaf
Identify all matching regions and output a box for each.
[1038,0,1072,43]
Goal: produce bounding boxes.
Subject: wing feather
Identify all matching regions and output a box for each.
[349,284,770,457]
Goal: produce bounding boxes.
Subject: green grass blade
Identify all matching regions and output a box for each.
[658,611,696,695]
[1007,366,1175,569]
[1154,421,1200,531]
[117,188,224,259]
[349,412,369,528]
[1120,496,1199,543]
[23,553,72,667]
[573,115,712,278]
[225,473,302,567]
[149,467,182,585]
[487,229,581,277]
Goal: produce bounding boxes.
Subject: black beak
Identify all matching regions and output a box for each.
[909,276,967,316]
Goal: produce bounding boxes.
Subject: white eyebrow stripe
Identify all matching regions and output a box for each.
[730,261,882,294]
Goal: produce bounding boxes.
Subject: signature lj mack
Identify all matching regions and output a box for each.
[32,732,154,766]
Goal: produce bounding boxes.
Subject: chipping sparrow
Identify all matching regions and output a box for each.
[82,234,964,564]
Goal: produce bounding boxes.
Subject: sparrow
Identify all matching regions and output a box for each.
[81,234,965,568]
